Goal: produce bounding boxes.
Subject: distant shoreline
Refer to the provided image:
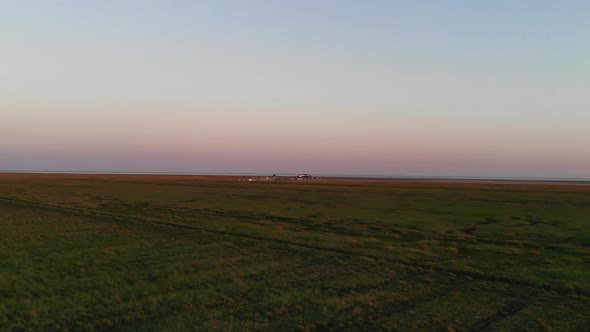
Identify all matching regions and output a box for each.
[1,170,589,185]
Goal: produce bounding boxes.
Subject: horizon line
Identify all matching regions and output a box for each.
[1,170,589,183]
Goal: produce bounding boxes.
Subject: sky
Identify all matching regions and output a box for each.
[2,0,589,178]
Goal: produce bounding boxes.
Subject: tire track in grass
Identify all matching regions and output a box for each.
[383,285,456,316]
[2,196,582,255]
[2,196,590,299]
[468,295,538,331]
[5,197,453,327]
[315,284,461,331]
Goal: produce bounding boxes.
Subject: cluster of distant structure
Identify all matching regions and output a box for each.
[242,174,317,182]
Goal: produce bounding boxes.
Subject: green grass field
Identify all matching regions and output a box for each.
[1,174,589,331]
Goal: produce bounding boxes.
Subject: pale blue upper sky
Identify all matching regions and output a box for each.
[2,1,589,177]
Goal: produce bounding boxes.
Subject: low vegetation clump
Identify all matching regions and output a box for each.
[0,174,589,330]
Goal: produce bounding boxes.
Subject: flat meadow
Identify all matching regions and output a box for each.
[0,173,589,331]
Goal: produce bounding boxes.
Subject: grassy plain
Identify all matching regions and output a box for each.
[1,173,589,331]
